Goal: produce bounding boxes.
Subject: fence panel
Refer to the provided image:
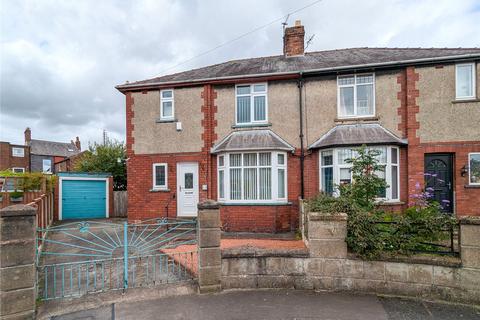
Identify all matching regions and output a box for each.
[113,191,127,217]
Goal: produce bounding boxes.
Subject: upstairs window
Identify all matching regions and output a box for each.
[42,159,52,174]
[456,63,476,100]
[160,90,174,120]
[337,74,375,118]
[153,163,168,190]
[236,83,268,125]
[12,147,24,157]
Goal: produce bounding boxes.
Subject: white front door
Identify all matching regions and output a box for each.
[177,162,199,217]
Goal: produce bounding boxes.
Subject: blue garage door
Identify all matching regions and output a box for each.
[62,179,107,220]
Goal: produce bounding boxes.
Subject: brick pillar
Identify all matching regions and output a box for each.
[460,217,480,269]
[0,205,37,319]
[197,200,221,293]
[307,211,347,258]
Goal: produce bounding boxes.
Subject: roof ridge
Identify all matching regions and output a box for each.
[31,138,77,146]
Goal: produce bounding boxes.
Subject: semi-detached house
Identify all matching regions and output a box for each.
[116,21,480,233]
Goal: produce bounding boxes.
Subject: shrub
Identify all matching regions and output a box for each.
[306,145,456,259]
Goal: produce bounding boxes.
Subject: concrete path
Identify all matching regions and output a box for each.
[51,290,480,320]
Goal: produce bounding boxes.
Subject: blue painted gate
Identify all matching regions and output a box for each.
[59,173,109,220]
[35,218,198,300]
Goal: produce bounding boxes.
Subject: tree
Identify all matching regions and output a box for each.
[74,140,127,190]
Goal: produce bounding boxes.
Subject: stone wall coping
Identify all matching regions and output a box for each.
[459,217,480,225]
[222,247,309,259]
[0,205,36,217]
[308,211,347,221]
[198,199,220,210]
[346,253,462,268]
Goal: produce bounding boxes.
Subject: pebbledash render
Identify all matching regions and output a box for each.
[117,21,480,233]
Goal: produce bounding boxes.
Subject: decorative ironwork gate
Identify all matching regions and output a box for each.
[36,218,197,300]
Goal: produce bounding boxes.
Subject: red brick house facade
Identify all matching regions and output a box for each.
[118,22,480,232]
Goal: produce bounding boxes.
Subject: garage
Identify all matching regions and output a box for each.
[59,173,111,220]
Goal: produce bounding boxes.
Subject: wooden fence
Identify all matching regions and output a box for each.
[29,192,54,243]
[0,191,45,209]
[113,191,127,217]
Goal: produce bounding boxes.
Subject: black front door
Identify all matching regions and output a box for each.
[424,154,454,213]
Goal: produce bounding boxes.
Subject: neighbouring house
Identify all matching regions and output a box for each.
[0,141,30,173]
[24,127,82,174]
[116,21,480,232]
[54,150,88,172]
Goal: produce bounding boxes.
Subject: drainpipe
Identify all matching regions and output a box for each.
[298,73,305,199]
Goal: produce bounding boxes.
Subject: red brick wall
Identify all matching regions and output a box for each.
[0,142,30,172]
[403,66,480,216]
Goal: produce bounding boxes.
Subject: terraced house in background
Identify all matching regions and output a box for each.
[116,21,480,232]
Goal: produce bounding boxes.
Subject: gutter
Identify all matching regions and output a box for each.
[115,53,480,91]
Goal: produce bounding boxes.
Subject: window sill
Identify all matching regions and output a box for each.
[451,99,480,104]
[334,116,379,122]
[150,188,170,193]
[231,122,272,129]
[378,201,405,206]
[464,184,480,189]
[219,201,291,206]
[156,119,177,123]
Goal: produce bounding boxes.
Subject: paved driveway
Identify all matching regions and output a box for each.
[51,290,480,320]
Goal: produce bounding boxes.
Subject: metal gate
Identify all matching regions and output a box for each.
[35,218,197,300]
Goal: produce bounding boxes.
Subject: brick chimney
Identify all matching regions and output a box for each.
[283,20,305,57]
[75,136,81,150]
[24,127,31,145]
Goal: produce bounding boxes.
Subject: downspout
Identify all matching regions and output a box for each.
[298,73,305,199]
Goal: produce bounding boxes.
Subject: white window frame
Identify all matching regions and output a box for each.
[455,63,476,100]
[235,83,268,125]
[11,167,25,173]
[217,151,287,204]
[12,147,25,157]
[468,152,480,186]
[319,146,400,202]
[152,163,168,190]
[42,159,52,174]
[337,73,376,118]
[160,89,174,120]
[218,155,226,200]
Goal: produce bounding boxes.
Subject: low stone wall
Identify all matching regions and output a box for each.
[221,213,480,304]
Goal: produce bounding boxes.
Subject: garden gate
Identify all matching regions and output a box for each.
[35,218,197,300]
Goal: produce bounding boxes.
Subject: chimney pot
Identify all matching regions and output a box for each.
[283,21,305,57]
[75,136,81,150]
[24,127,31,145]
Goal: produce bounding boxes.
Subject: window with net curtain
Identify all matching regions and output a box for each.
[338,74,374,117]
[320,146,399,201]
[236,84,267,124]
[456,63,476,100]
[217,152,287,203]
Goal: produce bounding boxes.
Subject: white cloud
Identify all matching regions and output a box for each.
[1,0,479,146]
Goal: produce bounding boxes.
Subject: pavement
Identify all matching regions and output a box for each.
[50,289,480,320]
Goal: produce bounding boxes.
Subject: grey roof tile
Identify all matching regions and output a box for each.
[308,123,407,149]
[30,139,80,157]
[118,47,480,88]
[211,129,294,154]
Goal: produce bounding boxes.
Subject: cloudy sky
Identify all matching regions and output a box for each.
[1,0,480,147]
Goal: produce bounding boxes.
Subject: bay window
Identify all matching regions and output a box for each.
[217,151,287,203]
[320,146,400,201]
[338,74,375,118]
[236,83,268,125]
